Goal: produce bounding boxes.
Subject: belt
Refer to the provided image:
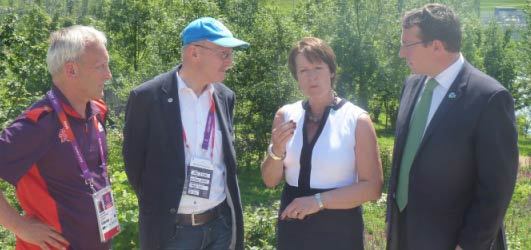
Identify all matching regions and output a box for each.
[176,200,228,226]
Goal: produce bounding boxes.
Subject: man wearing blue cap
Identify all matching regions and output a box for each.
[123,17,249,250]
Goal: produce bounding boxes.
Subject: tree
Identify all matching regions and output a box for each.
[294,0,403,122]
[0,6,52,125]
[483,23,518,95]
[223,2,304,168]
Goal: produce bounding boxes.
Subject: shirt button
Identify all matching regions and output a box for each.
[169,208,176,214]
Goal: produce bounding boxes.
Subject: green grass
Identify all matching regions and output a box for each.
[239,167,282,206]
[480,0,527,11]
[504,160,531,249]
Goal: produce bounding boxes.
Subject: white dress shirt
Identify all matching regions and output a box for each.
[421,53,465,132]
[176,71,226,214]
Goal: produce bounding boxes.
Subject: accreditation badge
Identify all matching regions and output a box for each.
[92,185,121,242]
[186,156,214,199]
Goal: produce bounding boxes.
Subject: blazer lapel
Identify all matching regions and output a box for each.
[212,86,237,175]
[161,67,186,171]
[395,76,426,152]
[418,62,470,150]
[212,89,228,134]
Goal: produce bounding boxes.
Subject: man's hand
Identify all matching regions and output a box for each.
[0,190,68,249]
[14,217,69,250]
[455,245,463,250]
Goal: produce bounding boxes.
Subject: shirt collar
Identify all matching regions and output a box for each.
[51,85,101,120]
[429,53,464,90]
[176,71,214,96]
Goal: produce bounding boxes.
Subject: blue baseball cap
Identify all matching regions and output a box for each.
[181,17,249,48]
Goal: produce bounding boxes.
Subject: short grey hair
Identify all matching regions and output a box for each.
[46,25,107,75]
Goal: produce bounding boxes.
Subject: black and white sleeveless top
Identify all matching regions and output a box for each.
[282,99,367,189]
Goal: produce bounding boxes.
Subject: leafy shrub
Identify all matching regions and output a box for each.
[243,201,279,250]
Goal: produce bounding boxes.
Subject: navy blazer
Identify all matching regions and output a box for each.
[123,66,243,250]
[386,61,518,250]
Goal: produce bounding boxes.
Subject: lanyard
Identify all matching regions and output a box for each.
[46,90,109,192]
[181,94,216,160]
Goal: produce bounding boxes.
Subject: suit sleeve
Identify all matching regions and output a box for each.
[122,90,150,195]
[458,90,518,249]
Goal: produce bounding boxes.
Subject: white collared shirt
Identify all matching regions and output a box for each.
[421,53,464,131]
[176,71,226,214]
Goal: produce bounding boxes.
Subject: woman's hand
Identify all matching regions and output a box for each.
[280,195,321,220]
[270,120,296,156]
[261,109,295,188]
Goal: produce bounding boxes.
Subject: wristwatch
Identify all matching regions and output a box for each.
[267,144,285,161]
[314,193,325,210]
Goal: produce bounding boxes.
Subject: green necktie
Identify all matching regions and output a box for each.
[396,78,439,211]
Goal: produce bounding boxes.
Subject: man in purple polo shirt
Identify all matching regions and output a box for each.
[0,25,116,250]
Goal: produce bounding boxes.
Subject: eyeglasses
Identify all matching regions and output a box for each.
[193,44,233,60]
[400,40,425,49]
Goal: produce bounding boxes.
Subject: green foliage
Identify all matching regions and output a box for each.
[239,168,282,206]
[503,160,530,249]
[293,0,404,113]
[226,4,303,169]
[518,134,530,157]
[0,6,52,126]
[516,113,530,135]
[378,139,395,190]
[0,182,16,247]
[243,202,278,250]
[107,130,139,249]
[362,196,387,249]
[483,22,518,88]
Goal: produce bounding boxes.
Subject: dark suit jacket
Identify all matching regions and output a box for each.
[122,66,243,250]
[386,61,518,250]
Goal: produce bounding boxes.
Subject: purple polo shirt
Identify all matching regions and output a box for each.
[0,87,111,250]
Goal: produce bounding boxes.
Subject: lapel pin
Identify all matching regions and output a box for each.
[448,92,456,99]
[167,98,173,103]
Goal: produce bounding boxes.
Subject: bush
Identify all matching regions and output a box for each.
[0,182,16,247]
[379,144,393,190]
[243,201,279,250]
[107,129,140,249]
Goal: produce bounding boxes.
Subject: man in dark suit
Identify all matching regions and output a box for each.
[386,4,518,250]
[123,17,249,250]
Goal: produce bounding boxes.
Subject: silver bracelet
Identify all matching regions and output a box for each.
[314,193,325,210]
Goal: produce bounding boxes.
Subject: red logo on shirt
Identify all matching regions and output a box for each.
[58,128,70,143]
